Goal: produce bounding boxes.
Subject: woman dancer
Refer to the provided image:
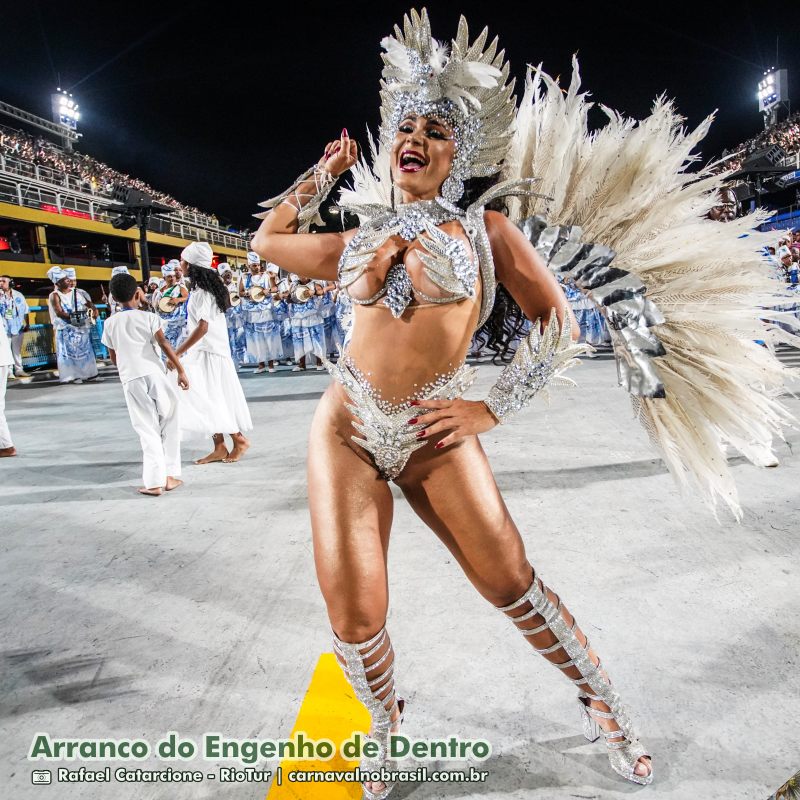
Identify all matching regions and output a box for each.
[157,262,189,352]
[47,266,99,384]
[173,242,252,464]
[252,10,800,797]
[249,14,655,795]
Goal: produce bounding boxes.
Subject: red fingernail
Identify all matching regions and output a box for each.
[416,431,426,438]
[342,128,348,137]
[408,417,418,425]
[435,442,445,449]
[410,400,420,406]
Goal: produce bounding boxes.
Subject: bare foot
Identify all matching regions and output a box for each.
[138,487,163,496]
[223,437,250,463]
[165,477,183,491]
[194,445,229,465]
[0,446,17,458]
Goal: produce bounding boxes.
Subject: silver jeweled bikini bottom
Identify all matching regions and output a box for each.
[324,355,477,480]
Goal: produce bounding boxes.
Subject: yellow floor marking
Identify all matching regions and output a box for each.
[267,652,368,799]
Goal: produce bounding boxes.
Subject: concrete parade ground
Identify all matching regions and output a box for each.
[1,349,799,800]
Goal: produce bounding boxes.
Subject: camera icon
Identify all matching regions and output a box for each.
[31,770,52,785]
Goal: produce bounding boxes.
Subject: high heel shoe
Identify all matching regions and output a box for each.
[361,697,406,800]
[577,692,652,785]
[332,627,403,800]
[499,573,653,786]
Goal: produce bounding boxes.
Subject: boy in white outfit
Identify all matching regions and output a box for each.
[0,322,16,457]
[102,273,189,496]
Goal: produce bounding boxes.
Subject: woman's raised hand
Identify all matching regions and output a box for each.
[320,129,358,177]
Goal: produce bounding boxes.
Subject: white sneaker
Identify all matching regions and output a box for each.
[316,365,324,370]
[254,366,266,374]
[291,366,302,372]
[268,367,276,373]
[73,379,84,384]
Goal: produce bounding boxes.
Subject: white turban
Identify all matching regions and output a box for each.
[111,265,129,276]
[63,267,77,280]
[161,263,175,276]
[217,262,232,275]
[247,250,261,265]
[265,262,280,274]
[181,241,214,270]
[47,266,66,284]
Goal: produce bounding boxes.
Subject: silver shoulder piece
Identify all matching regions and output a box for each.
[484,308,588,423]
[254,164,336,233]
[520,216,667,398]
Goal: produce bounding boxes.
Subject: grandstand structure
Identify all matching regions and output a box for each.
[0,115,249,299]
[721,111,800,229]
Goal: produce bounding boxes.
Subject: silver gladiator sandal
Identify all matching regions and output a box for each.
[332,627,405,800]
[499,574,653,786]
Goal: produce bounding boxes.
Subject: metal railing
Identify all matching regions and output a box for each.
[0,151,249,251]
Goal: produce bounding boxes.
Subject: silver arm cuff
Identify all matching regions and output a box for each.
[484,308,588,423]
[253,164,336,233]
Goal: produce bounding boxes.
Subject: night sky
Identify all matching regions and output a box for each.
[2,1,799,229]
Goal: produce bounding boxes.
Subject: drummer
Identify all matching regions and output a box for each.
[219,262,246,367]
[239,251,281,373]
[157,262,189,353]
[288,277,326,371]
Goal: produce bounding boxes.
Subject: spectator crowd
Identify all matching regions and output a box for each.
[0,125,219,226]
[720,112,800,173]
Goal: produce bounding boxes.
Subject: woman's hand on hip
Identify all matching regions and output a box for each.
[408,399,498,449]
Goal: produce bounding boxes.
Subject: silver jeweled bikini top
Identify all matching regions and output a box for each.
[337,180,540,327]
[337,196,492,323]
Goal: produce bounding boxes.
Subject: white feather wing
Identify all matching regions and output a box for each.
[505,58,800,518]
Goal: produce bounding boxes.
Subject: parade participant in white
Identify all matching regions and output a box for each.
[0,275,30,377]
[102,273,188,496]
[104,266,130,315]
[157,261,189,351]
[219,263,246,366]
[289,277,326,370]
[239,251,281,372]
[47,266,99,384]
[173,242,252,464]
[0,322,16,457]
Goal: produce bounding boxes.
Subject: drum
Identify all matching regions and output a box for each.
[158,296,177,313]
[229,293,241,307]
[248,285,267,302]
[292,284,313,303]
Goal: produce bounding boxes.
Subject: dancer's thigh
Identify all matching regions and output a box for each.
[396,435,532,607]
[308,385,394,640]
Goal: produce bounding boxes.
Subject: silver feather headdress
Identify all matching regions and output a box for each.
[378,8,516,203]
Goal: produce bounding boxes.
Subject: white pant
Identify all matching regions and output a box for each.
[0,365,11,448]
[10,332,24,371]
[123,373,181,488]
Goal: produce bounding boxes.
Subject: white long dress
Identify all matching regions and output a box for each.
[179,289,252,438]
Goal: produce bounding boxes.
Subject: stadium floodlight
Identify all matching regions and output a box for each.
[757,68,788,116]
[50,89,83,150]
